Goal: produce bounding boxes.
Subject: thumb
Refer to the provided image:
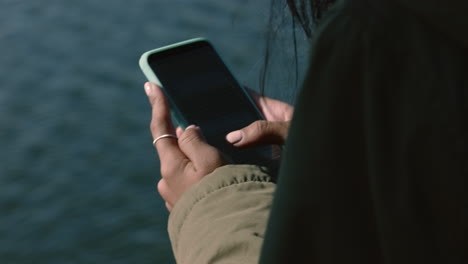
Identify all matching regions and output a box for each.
[226,120,289,148]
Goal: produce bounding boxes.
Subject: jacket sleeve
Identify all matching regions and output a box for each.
[167,165,275,264]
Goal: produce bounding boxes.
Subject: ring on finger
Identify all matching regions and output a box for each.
[152,134,178,146]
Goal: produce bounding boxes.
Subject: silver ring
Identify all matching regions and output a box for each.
[152,134,178,146]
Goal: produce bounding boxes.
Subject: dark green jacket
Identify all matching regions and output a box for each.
[261,0,467,263]
[168,0,468,263]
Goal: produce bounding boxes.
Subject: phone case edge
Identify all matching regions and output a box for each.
[138,38,208,128]
[139,37,266,130]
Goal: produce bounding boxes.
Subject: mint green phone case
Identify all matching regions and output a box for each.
[139,38,264,129]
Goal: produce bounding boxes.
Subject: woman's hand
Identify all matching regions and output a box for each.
[145,82,226,212]
[226,90,294,147]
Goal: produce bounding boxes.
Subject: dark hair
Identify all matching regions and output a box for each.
[260,0,336,97]
[286,0,336,37]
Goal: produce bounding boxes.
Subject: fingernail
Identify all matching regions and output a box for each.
[226,130,242,144]
[145,83,153,96]
[185,124,198,130]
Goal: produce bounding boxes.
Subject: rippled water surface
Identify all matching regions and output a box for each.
[0,0,307,263]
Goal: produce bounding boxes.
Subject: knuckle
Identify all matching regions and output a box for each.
[157,179,166,194]
[149,117,172,135]
[157,179,170,200]
[253,120,269,133]
[179,130,199,145]
[160,164,175,178]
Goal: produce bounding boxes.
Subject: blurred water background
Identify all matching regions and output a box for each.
[0,0,308,263]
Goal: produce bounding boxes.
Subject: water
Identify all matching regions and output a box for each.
[0,0,305,263]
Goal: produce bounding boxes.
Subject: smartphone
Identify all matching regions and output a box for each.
[139,38,271,164]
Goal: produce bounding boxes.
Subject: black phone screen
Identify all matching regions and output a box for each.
[148,41,270,164]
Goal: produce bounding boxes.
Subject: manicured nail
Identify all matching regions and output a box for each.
[226,130,243,144]
[185,124,197,130]
[145,83,153,96]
